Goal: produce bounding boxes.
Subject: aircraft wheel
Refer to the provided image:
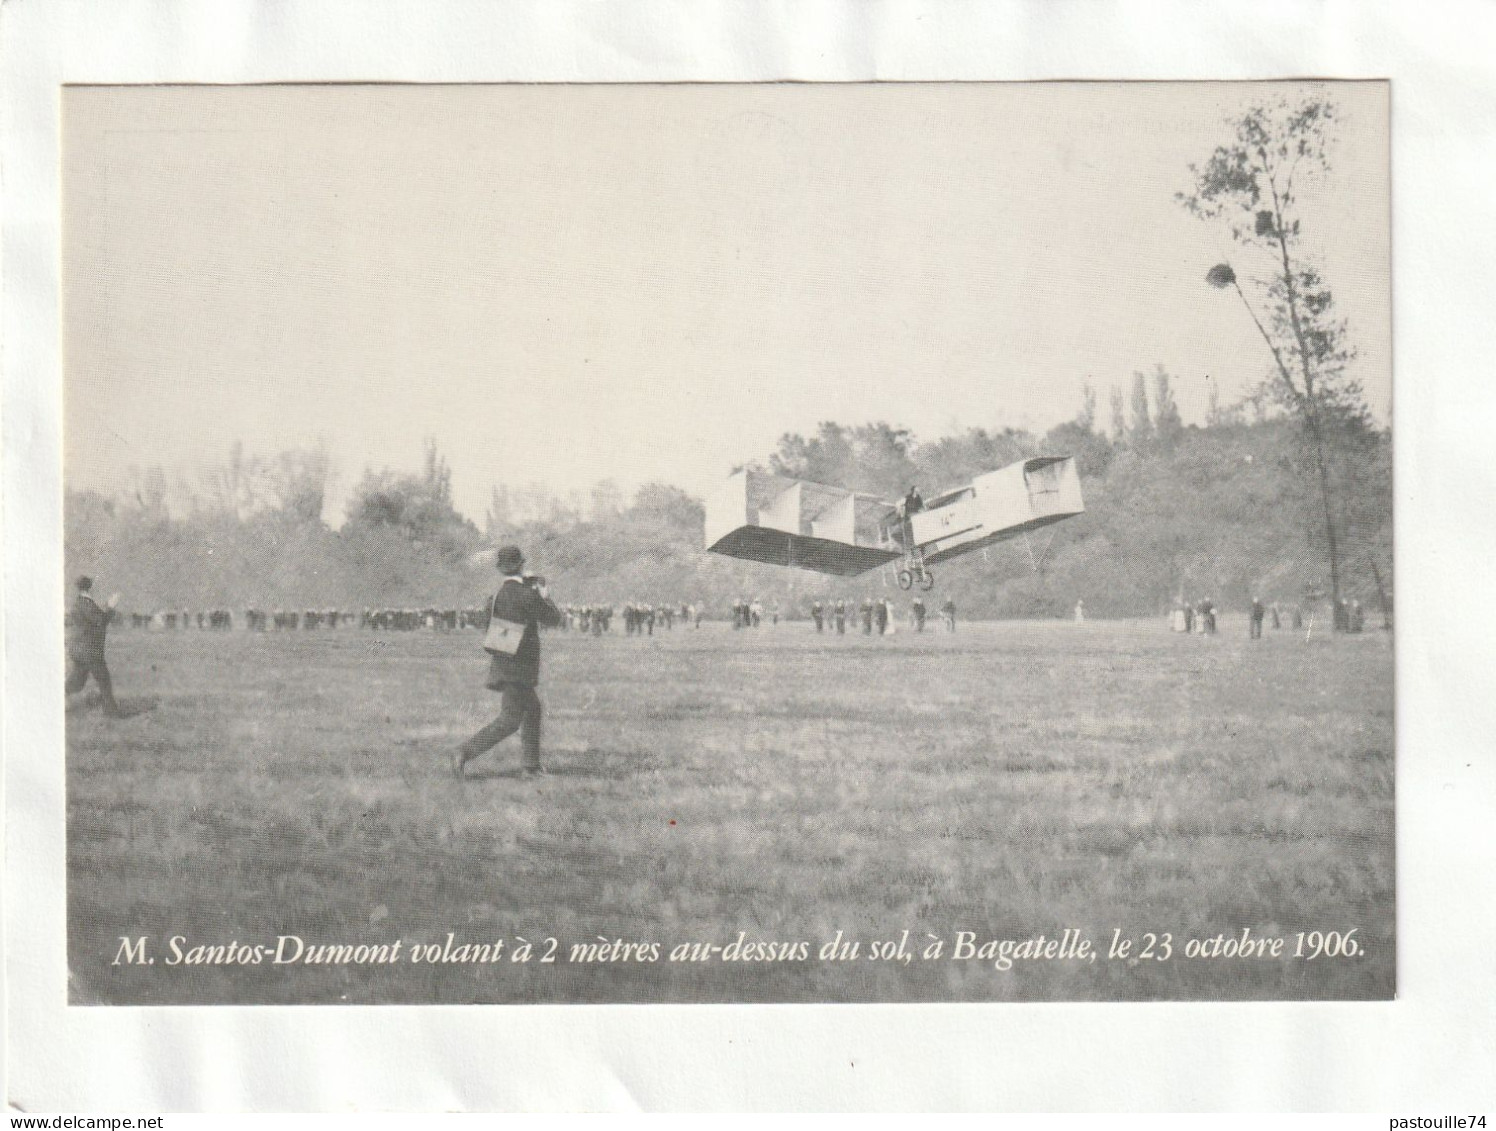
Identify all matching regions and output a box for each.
[920,570,936,591]
[896,570,914,591]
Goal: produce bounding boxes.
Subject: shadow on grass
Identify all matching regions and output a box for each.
[456,746,632,782]
[66,694,159,718]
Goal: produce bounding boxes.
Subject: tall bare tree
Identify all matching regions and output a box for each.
[1108,385,1127,443]
[269,442,332,524]
[1128,371,1154,448]
[1180,96,1367,615]
[1151,364,1184,445]
[199,440,264,520]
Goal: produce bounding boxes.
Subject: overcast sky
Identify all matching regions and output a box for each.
[63,82,1389,524]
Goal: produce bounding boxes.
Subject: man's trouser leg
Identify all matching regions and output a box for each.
[66,656,120,714]
[460,683,533,763]
[91,661,122,714]
[65,657,89,696]
[518,688,543,771]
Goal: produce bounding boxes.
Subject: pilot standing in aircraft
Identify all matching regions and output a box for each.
[900,487,925,551]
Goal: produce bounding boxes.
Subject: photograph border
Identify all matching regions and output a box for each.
[6,0,1496,1112]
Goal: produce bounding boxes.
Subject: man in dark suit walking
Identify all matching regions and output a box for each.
[66,575,123,716]
[454,545,562,779]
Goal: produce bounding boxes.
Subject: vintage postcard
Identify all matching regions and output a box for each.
[58,80,1395,1008]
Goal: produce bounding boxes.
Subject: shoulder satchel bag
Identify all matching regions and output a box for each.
[483,590,527,656]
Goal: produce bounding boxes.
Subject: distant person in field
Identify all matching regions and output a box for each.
[1074,599,1085,623]
[1270,601,1282,630]
[834,599,847,634]
[912,596,926,632]
[65,575,124,717]
[1250,596,1265,639]
[811,601,824,633]
[453,545,562,780]
[860,597,874,635]
[941,596,956,632]
[874,597,889,635]
[1292,604,1304,630]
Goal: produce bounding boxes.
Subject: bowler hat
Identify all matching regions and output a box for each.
[76,575,93,591]
[495,545,525,574]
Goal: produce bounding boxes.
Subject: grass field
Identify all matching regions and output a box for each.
[67,616,1394,1004]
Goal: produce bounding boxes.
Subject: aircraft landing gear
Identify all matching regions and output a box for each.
[896,556,934,591]
[895,514,935,590]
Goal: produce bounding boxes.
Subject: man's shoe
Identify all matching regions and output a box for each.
[519,766,547,779]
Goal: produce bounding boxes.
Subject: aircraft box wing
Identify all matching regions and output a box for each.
[705,470,900,576]
[916,456,1084,564]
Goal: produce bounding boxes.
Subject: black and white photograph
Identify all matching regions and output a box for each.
[59,80,1394,1007]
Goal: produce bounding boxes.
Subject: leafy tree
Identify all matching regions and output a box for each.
[1108,385,1127,442]
[1203,378,1244,428]
[1128,371,1154,449]
[770,422,857,487]
[346,439,476,556]
[915,426,1036,489]
[420,437,453,509]
[590,479,623,521]
[1151,364,1184,446]
[1076,383,1098,434]
[1181,96,1367,615]
[485,484,514,538]
[268,442,332,525]
[1045,417,1112,480]
[198,440,265,521]
[769,421,917,499]
[631,482,705,533]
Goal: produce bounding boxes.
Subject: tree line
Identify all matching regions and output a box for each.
[65,385,1390,621]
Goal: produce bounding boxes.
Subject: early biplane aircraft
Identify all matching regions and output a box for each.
[705,457,1085,589]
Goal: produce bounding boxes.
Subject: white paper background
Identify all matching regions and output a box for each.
[4,0,1494,1112]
